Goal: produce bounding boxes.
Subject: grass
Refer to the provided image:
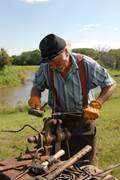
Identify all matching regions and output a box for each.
[97,98,120,178]
[0,107,51,160]
[0,65,38,87]
[0,102,28,114]
[0,111,42,159]
[0,69,119,178]
[0,106,119,178]
[96,70,120,178]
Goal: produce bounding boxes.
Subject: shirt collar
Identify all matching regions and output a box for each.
[70,53,79,71]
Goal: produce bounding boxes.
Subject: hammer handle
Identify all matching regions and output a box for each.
[41,149,65,166]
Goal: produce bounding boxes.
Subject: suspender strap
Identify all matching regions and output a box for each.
[49,69,60,108]
[76,54,88,107]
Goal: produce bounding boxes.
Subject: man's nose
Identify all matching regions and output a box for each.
[49,63,56,69]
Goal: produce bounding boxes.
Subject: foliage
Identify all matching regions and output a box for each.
[0,48,11,70]
[109,49,120,69]
[1,46,119,69]
[9,47,120,70]
[12,49,40,65]
[0,65,38,87]
[0,102,28,114]
[72,48,120,70]
[72,48,99,60]
[97,51,115,68]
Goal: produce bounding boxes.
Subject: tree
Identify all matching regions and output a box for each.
[98,51,115,68]
[0,48,11,70]
[72,48,99,60]
[12,49,40,65]
[30,50,40,65]
[109,49,120,69]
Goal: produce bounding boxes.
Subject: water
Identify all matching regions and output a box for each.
[0,72,48,106]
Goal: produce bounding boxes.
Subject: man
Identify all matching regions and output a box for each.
[28,33,116,165]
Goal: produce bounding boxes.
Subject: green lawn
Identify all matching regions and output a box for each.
[0,102,120,178]
[97,98,120,178]
[0,107,52,159]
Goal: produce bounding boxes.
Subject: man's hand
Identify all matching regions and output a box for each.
[83,100,102,120]
[28,96,41,109]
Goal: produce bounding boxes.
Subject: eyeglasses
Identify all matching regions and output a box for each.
[43,50,64,62]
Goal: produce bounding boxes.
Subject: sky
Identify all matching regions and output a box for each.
[0,0,120,55]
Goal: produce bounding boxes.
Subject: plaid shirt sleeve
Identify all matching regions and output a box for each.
[84,55,116,90]
[33,64,48,92]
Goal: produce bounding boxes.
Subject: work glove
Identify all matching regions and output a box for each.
[28,96,41,110]
[83,100,102,120]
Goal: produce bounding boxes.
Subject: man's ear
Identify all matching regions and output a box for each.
[64,47,70,57]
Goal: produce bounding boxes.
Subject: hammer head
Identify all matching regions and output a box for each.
[28,108,44,117]
[30,164,48,175]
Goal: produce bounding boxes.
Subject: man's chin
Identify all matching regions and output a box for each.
[52,67,65,72]
[59,67,66,72]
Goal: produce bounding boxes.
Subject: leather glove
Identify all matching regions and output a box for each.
[28,96,41,109]
[83,100,102,120]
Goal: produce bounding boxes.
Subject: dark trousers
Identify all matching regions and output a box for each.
[59,115,96,165]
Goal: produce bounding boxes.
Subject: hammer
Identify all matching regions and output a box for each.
[28,103,47,117]
[30,149,65,175]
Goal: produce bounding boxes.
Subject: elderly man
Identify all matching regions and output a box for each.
[28,34,116,165]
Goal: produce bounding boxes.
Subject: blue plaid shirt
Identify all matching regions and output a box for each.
[33,53,116,112]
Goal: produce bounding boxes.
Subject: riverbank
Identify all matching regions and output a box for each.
[0,65,38,88]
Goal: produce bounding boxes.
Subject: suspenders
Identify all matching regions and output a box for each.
[49,69,61,108]
[49,54,88,109]
[76,54,88,107]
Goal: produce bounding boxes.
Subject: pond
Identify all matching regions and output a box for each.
[0,72,48,106]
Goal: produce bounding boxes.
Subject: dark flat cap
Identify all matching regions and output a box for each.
[39,34,66,63]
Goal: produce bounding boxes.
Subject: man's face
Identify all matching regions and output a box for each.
[49,48,69,72]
